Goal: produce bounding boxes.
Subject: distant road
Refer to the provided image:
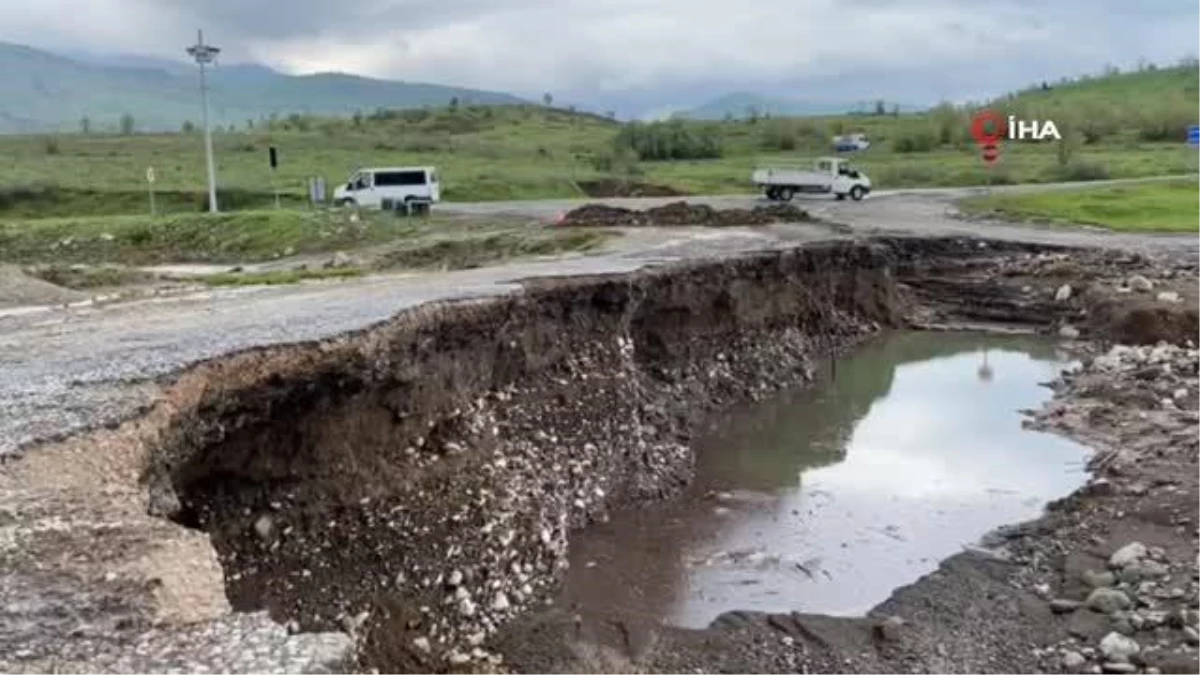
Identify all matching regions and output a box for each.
[439,174,1198,220]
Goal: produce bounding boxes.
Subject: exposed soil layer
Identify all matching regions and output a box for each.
[3,235,1196,674]
[575,180,687,198]
[559,201,813,228]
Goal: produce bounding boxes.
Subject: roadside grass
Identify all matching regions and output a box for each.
[22,263,155,289]
[0,209,460,265]
[373,227,611,271]
[1,65,1195,216]
[957,178,1200,232]
[199,267,365,287]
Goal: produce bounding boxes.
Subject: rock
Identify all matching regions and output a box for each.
[1109,542,1148,568]
[1156,291,1180,303]
[253,514,274,540]
[459,597,477,617]
[1052,599,1085,614]
[1099,632,1140,663]
[1128,275,1154,292]
[1087,588,1132,614]
[412,637,431,653]
[1101,663,1137,674]
[492,592,510,611]
[1130,560,1170,581]
[447,569,464,587]
[1057,284,1074,301]
[1063,651,1087,670]
[1084,570,1118,588]
[1173,388,1188,401]
[447,650,471,665]
[1184,626,1200,645]
[1060,325,1082,339]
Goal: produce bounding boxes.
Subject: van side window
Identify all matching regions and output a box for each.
[375,171,428,186]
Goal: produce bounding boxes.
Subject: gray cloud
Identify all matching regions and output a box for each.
[1,0,1195,111]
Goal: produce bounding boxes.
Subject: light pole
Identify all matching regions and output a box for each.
[187,30,220,213]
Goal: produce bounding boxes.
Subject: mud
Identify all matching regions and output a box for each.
[559,201,813,228]
[2,235,1197,674]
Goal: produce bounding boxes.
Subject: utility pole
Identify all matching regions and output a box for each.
[187,30,220,213]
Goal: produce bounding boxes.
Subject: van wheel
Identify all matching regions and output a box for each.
[849,186,866,201]
[338,198,357,208]
[776,187,795,202]
[835,193,846,201]
[765,187,779,201]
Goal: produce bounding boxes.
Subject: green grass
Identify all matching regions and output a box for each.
[22,263,155,289]
[374,228,610,271]
[957,179,1200,232]
[0,209,458,265]
[199,267,365,286]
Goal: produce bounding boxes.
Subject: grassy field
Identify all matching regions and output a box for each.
[957,178,1200,232]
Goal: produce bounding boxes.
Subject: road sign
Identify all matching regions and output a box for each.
[146,166,156,183]
[1188,125,1199,147]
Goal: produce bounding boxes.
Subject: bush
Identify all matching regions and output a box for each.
[1055,160,1110,182]
[43,137,60,155]
[614,120,722,161]
[892,129,938,153]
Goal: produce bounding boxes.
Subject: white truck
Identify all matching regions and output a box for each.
[751,157,871,202]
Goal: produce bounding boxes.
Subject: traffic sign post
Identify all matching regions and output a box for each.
[146,166,157,216]
[270,146,280,207]
[1187,124,1199,147]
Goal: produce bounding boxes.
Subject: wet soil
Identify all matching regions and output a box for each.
[6,234,1194,673]
[575,180,687,198]
[559,201,813,228]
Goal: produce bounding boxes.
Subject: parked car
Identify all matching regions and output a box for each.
[832,133,871,152]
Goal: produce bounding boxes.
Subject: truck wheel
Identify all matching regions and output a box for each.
[849,186,866,201]
[765,187,779,201]
[776,187,795,202]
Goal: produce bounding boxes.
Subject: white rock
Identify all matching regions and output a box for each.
[1056,284,1073,301]
[447,569,463,587]
[253,514,274,539]
[412,637,431,653]
[1174,388,1188,401]
[1086,588,1132,614]
[1063,651,1087,669]
[1127,275,1154,292]
[1098,632,1140,663]
[447,650,471,665]
[459,597,477,617]
[492,592,511,611]
[1109,542,1148,568]
[1156,291,1181,303]
[1059,325,1081,339]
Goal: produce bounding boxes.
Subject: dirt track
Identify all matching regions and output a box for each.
[1,187,1197,674]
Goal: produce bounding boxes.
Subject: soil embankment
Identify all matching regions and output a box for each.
[559,201,813,227]
[1,235,1196,674]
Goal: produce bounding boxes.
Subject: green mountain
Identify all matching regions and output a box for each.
[682,92,923,120]
[0,42,526,134]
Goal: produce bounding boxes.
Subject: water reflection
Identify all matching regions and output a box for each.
[562,332,1090,629]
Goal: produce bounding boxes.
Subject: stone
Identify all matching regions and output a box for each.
[1052,599,1085,614]
[253,514,274,540]
[1101,663,1137,674]
[1060,325,1081,339]
[1098,632,1140,663]
[1087,588,1132,614]
[1128,275,1154,292]
[1084,570,1117,588]
[1063,651,1087,670]
[492,592,510,611]
[1184,626,1200,645]
[459,597,477,617]
[412,637,431,653]
[1056,284,1074,301]
[873,615,906,641]
[1109,542,1148,568]
[1156,291,1180,303]
[447,570,463,587]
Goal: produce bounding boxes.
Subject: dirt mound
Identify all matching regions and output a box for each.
[576,180,686,198]
[0,264,87,309]
[560,201,812,228]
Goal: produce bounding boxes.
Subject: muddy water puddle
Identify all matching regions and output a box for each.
[562,331,1093,628]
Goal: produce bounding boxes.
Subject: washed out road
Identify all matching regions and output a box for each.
[1,181,1196,456]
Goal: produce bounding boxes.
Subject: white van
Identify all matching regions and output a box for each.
[333,167,441,208]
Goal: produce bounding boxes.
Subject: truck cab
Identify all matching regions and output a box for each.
[752,157,871,202]
[333,166,441,208]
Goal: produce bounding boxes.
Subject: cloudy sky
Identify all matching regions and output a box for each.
[3,0,1197,114]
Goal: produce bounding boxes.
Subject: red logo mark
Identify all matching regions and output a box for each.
[970,110,1007,165]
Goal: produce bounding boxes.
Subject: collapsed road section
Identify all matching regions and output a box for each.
[0,236,1196,674]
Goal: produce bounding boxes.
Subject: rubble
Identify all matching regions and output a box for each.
[558,201,813,227]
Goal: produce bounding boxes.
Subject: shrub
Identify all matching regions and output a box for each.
[892,129,938,153]
[614,120,723,161]
[1056,160,1110,182]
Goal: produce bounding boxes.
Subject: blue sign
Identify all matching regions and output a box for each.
[1188,124,1199,147]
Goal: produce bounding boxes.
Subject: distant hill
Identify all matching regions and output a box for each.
[994,63,1198,110]
[0,42,526,134]
[682,92,924,120]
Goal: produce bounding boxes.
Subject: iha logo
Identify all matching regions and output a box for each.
[970,109,1062,164]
